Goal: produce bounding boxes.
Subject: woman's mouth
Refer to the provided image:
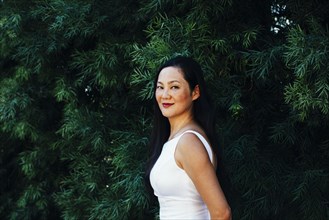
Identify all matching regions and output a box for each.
[162,103,174,108]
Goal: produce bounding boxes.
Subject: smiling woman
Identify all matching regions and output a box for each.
[146,56,231,220]
[155,66,199,123]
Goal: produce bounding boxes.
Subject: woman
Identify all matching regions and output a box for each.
[147,56,231,219]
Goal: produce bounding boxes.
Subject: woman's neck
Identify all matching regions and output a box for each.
[168,114,195,140]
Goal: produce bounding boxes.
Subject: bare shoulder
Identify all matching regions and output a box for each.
[175,132,212,169]
[177,132,207,152]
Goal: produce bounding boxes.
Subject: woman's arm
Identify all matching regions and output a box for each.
[175,133,231,220]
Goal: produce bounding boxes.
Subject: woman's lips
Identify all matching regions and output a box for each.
[162,103,174,108]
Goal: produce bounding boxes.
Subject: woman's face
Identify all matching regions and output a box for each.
[155,66,199,120]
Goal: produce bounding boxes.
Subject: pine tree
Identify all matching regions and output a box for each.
[1,0,149,219]
[1,0,329,219]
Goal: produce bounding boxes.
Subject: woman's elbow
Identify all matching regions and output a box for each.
[222,206,232,220]
[212,205,231,220]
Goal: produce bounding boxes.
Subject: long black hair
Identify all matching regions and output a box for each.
[146,56,220,177]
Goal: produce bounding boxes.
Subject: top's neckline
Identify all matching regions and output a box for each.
[165,130,200,144]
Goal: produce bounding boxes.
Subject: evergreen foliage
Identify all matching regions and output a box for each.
[1,0,329,219]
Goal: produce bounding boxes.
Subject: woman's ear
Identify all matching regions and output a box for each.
[192,85,200,101]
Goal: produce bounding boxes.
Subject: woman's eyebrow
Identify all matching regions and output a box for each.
[168,80,180,84]
[157,80,180,84]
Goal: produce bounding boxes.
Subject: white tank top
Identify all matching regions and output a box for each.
[150,130,213,219]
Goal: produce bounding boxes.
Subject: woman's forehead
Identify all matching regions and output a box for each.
[157,66,185,82]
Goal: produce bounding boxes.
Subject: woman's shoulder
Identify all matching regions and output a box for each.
[176,129,212,156]
[175,131,214,170]
[177,130,209,150]
[175,126,215,162]
[179,127,210,145]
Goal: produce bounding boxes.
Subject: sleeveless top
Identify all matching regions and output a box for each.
[150,130,214,219]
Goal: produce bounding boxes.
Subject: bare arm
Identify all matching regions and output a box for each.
[175,133,231,220]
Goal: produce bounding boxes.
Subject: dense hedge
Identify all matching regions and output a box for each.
[1,0,328,219]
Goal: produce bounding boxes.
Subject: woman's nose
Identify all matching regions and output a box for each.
[162,89,170,98]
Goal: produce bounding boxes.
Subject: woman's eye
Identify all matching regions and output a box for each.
[171,86,179,89]
[156,86,163,89]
